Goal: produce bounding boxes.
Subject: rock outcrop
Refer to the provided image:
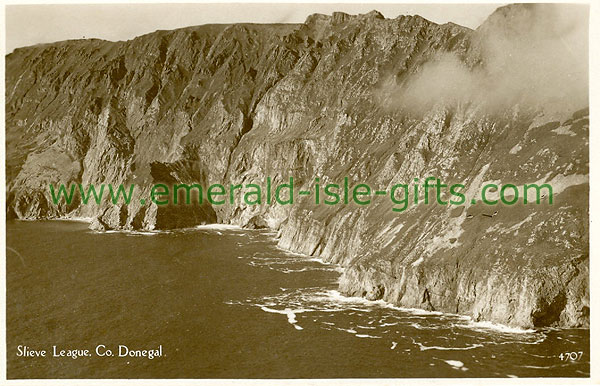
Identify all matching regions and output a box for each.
[5,4,589,328]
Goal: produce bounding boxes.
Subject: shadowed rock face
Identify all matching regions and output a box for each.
[5,5,588,328]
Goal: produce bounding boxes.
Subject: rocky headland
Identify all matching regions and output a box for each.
[6,4,589,328]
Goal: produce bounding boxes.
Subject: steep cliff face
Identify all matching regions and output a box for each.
[5,5,588,328]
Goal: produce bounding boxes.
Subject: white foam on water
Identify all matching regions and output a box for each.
[255,287,544,350]
[520,364,561,369]
[303,290,467,325]
[391,342,398,350]
[306,257,335,265]
[463,320,536,334]
[285,309,297,324]
[55,216,94,223]
[259,305,307,330]
[356,325,376,330]
[274,246,309,256]
[295,257,343,271]
[195,224,242,231]
[275,267,340,274]
[384,304,445,316]
[249,256,298,263]
[527,353,554,359]
[245,253,343,274]
[260,306,286,315]
[355,334,382,339]
[444,360,464,368]
[92,229,171,236]
[314,290,388,307]
[271,247,336,265]
[260,306,306,316]
[412,338,483,351]
[409,322,443,330]
[129,231,160,236]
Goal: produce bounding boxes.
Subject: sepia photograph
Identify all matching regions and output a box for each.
[2,0,594,381]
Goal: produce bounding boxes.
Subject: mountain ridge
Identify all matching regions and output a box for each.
[5,4,589,328]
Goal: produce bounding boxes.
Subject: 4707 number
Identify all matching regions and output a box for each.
[559,351,583,361]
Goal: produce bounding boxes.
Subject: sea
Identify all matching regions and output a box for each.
[6,220,590,378]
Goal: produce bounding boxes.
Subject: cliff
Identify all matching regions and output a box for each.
[5,4,589,328]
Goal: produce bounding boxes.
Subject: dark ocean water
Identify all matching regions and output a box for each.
[6,220,589,378]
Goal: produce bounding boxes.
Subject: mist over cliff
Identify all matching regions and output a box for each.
[384,3,588,114]
[5,4,589,328]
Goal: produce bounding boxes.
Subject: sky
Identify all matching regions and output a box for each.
[5,3,502,53]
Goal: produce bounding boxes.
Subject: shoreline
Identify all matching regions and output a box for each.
[8,218,588,333]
